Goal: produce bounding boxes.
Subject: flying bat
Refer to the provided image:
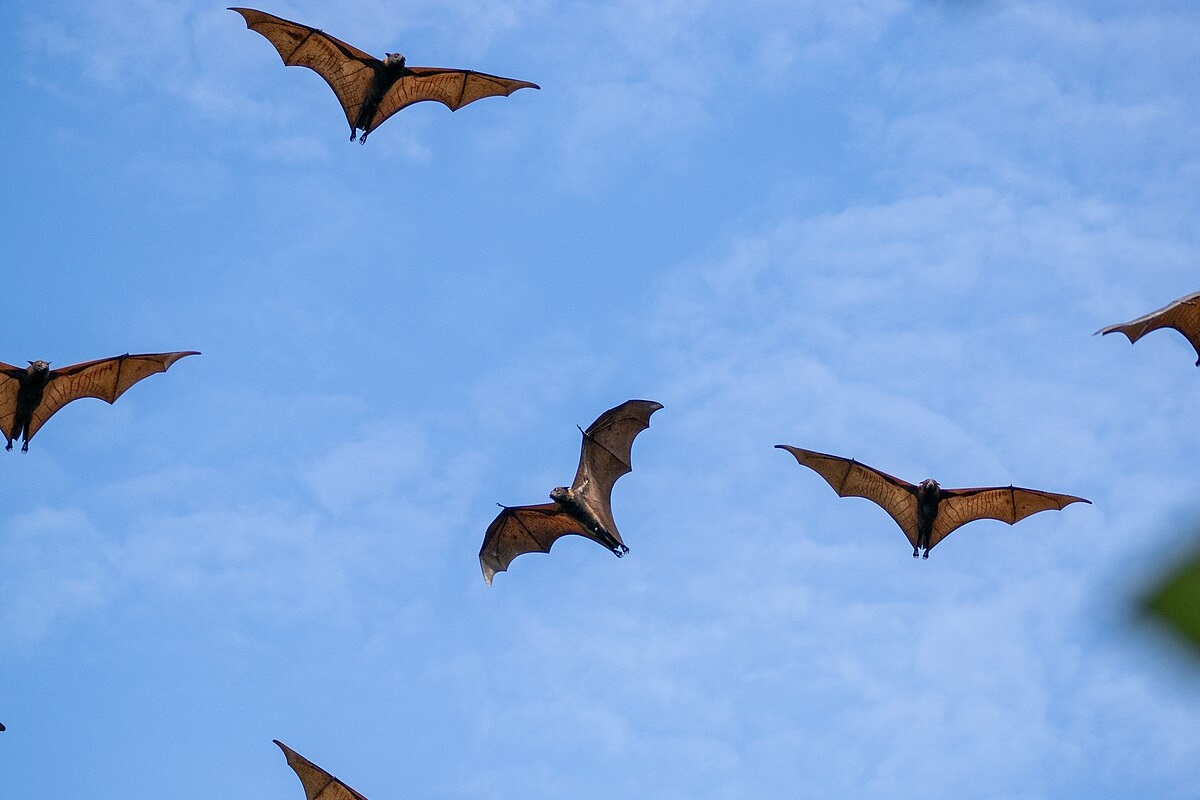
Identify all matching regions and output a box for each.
[480,399,663,585]
[0,351,199,452]
[275,740,369,800]
[775,445,1089,558]
[230,7,540,143]
[1096,290,1200,366]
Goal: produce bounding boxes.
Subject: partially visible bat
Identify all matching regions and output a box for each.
[480,399,663,585]
[1097,290,1200,366]
[775,445,1090,558]
[275,740,369,800]
[230,7,540,143]
[0,351,199,452]
[0,722,5,731]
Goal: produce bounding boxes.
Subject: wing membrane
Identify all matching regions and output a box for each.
[275,740,370,800]
[1097,290,1200,365]
[930,486,1090,549]
[28,352,198,441]
[571,399,662,535]
[479,503,590,585]
[776,445,919,548]
[231,7,377,131]
[368,68,539,133]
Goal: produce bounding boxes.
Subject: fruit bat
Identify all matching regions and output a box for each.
[0,351,199,452]
[480,399,663,585]
[275,740,369,800]
[230,7,540,143]
[775,445,1090,558]
[1096,290,1200,366]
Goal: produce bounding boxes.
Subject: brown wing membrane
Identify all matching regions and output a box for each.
[28,352,199,442]
[1097,290,1200,366]
[775,445,920,548]
[0,361,25,446]
[929,486,1090,550]
[479,503,598,586]
[367,68,540,135]
[572,399,663,536]
[274,740,370,800]
[230,7,378,133]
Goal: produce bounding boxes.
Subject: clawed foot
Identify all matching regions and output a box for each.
[912,549,919,558]
[921,551,928,560]
[4,442,10,452]
[21,442,28,453]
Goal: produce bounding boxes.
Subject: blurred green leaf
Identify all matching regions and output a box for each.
[1143,548,1200,651]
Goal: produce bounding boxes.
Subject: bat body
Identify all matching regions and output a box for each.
[275,740,369,800]
[1097,290,1200,366]
[775,445,1089,558]
[0,352,199,452]
[230,7,540,143]
[480,399,663,585]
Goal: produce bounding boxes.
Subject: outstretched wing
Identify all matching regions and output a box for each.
[0,361,25,443]
[231,7,379,133]
[1097,290,1200,366]
[480,503,602,585]
[274,740,370,800]
[930,486,1090,550]
[365,67,540,134]
[29,352,199,442]
[571,399,663,537]
[775,445,920,548]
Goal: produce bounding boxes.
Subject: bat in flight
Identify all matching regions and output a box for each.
[775,445,1089,558]
[275,740,369,800]
[0,351,199,452]
[1096,290,1200,366]
[230,7,540,143]
[480,399,663,585]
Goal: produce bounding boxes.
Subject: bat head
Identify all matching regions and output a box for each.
[385,52,406,67]
[27,360,49,375]
[549,486,570,503]
[917,478,940,498]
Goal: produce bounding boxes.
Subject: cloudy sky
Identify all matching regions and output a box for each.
[3,0,1200,797]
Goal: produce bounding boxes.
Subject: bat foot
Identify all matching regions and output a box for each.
[20,442,28,453]
[612,544,629,558]
[912,549,919,558]
[3,442,10,452]
[921,551,928,560]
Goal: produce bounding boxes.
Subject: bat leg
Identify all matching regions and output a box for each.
[912,547,919,558]
[921,549,929,560]
[4,441,10,452]
[20,441,28,453]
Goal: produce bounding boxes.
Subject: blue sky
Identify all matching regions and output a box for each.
[2,0,1200,797]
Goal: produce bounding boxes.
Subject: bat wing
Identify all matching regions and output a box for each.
[29,352,199,442]
[274,740,370,800]
[0,361,25,443]
[570,399,663,536]
[481,503,611,585]
[775,445,920,548]
[365,67,539,134]
[1096,290,1200,365]
[930,486,1090,550]
[231,7,379,133]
